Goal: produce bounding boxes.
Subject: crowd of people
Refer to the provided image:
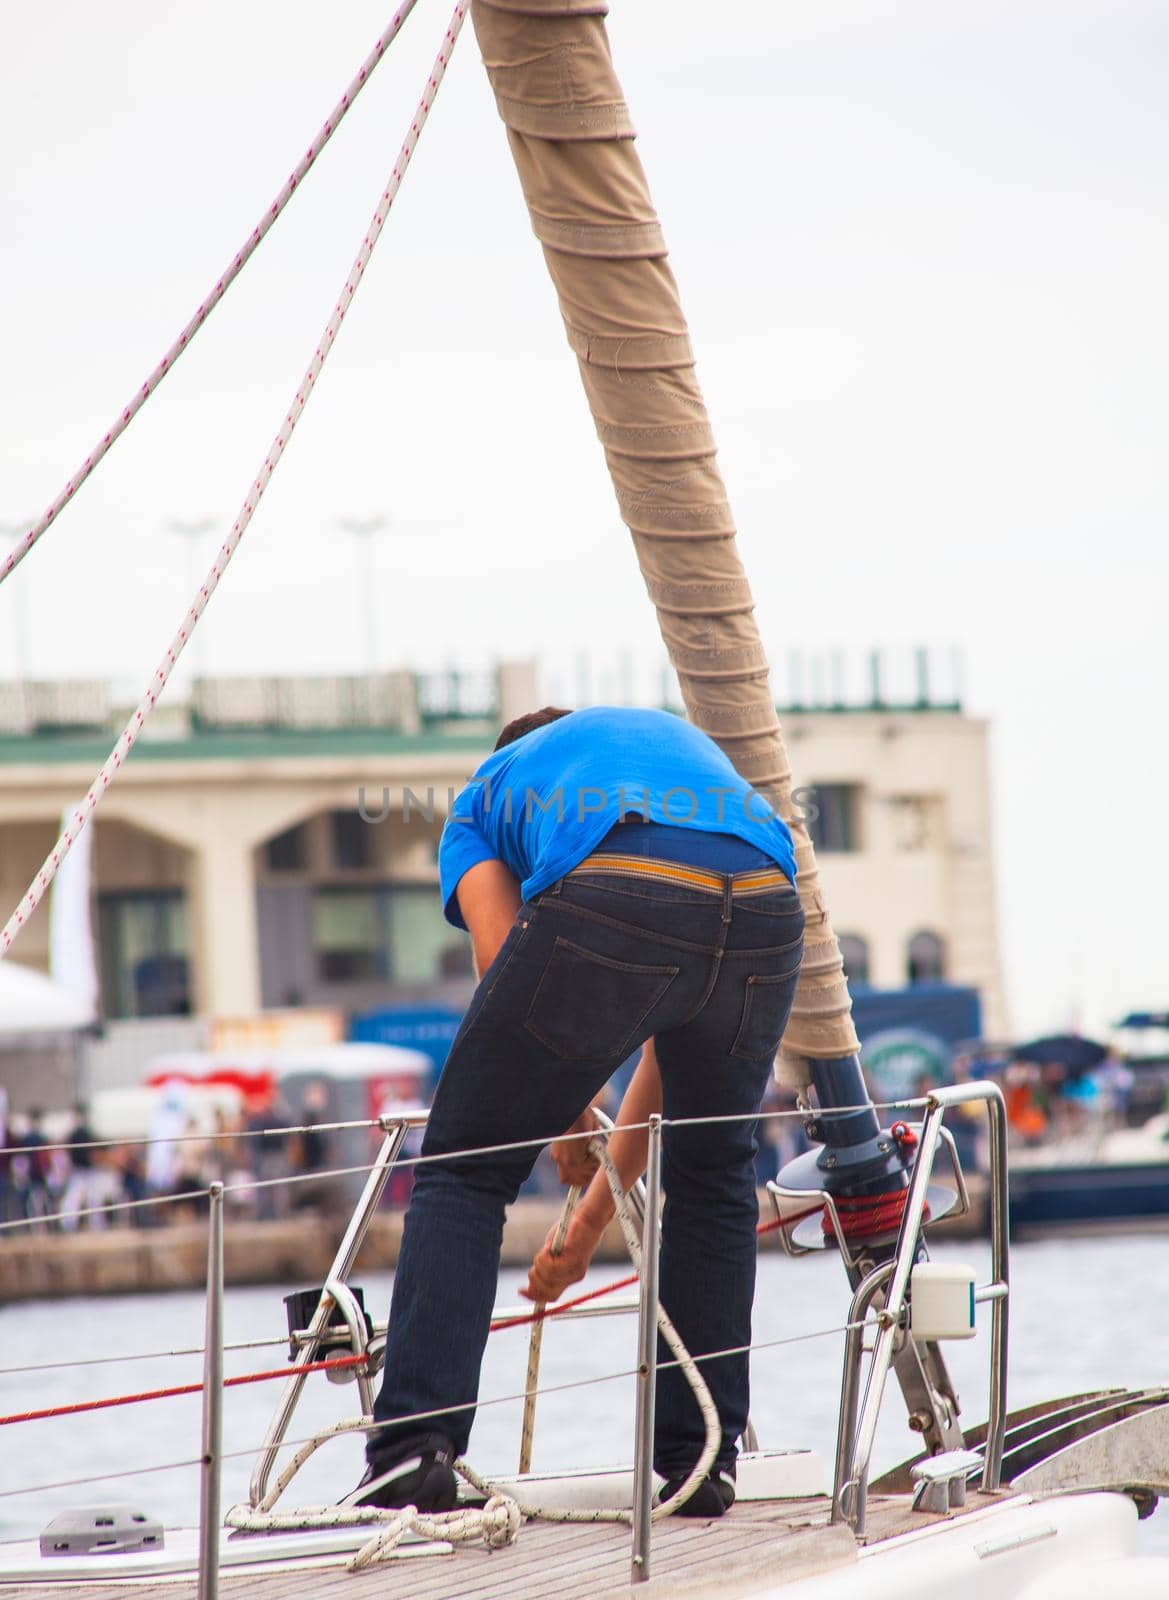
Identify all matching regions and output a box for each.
[0,1104,126,1231]
[0,1092,342,1232]
[998,1053,1137,1146]
[1,1042,1157,1235]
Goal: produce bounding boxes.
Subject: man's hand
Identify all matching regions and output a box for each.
[521,1216,600,1304]
[549,1107,602,1187]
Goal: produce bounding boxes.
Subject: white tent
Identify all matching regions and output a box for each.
[0,961,95,1036]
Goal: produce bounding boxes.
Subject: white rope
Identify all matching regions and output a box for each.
[225,1418,522,1566]
[0,0,470,960]
[0,4,421,590]
[518,1183,579,1473]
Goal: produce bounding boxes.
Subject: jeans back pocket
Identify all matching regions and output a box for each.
[730,964,802,1060]
[524,936,679,1063]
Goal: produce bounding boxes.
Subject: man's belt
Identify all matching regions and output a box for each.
[567,851,791,897]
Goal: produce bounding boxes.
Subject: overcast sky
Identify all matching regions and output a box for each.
[1,0,1166,1037]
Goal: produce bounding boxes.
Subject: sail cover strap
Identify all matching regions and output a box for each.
[471,0,859,1066]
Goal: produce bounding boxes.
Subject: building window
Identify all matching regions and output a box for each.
[98,891,190,1018]
[907,930,946,984]
[312,885,471,985]
[266,822,308,873]
[314,888,388,981]
[330,809,375,871]
[837,933,871,987]
[807,784,861,853]
[888,795,934,853]
[389,887,474,982]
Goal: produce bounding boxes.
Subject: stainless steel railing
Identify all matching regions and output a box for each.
[247,1112,425,1507]
[830,1081,1010,1533]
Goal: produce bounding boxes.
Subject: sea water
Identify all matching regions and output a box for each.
[1,1234,1166,1552]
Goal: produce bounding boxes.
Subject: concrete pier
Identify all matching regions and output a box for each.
[0,1182,990,1303]
[0,1200,624,1303]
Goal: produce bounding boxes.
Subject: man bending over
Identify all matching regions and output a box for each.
[348,705,803,1517]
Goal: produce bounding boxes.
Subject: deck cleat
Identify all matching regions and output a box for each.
[39,1507,163,1558]
[909,1448,984,1513]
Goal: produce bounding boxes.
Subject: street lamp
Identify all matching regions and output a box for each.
[167,517,217,681]
[337,515,387,674]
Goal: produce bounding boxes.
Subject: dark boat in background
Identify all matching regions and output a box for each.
[847,995,1169,1234]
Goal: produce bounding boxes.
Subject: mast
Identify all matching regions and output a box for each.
[470,0,858,1077]
[471,2,968,1463]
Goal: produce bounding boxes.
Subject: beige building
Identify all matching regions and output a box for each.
[0,660,1006,1050]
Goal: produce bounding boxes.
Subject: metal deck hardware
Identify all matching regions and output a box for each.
[38,1507,164,1559]
[910,1449,986,1513]
[826,1082,1011,1534]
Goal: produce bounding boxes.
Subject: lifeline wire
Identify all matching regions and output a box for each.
[0,1100,929,1233]
[0,1219,812,1383]
[0,1098,927,1162]
[0,4,420,589]
[0,0,470,959]
[0,1116,406,1161]
[0,1223,805,1378]
[0,1319,863,1502]
[0,1336,290,1379]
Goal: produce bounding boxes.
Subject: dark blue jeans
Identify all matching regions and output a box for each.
[371,864,803,1478]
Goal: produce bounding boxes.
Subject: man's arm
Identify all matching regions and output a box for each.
[523,1039,663,1302]
[455,858,522,978]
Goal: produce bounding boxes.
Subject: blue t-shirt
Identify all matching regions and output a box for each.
[438,707,796,928]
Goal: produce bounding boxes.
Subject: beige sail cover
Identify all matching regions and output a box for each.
[472,0,859,1067]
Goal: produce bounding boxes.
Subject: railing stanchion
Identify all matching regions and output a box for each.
[983,1090,1010,1490]
[197,1181,225,1600]
[831,1261,894,1523]
[248,1115,418,1507]
[631,1112,662,1584]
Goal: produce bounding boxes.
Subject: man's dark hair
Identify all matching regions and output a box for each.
[494,706,572,752]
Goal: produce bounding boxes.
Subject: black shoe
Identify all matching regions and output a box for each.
[657,1465,736,1518]
[342,1433,458,1512]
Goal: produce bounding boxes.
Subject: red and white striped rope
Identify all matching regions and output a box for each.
[0,4,420,589]
[0,1,470,958]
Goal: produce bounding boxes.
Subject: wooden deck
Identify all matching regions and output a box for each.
[5,1492,1007,1600]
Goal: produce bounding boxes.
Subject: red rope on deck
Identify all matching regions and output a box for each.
[491,1272,642,1333]
[489,1206,822,1333]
